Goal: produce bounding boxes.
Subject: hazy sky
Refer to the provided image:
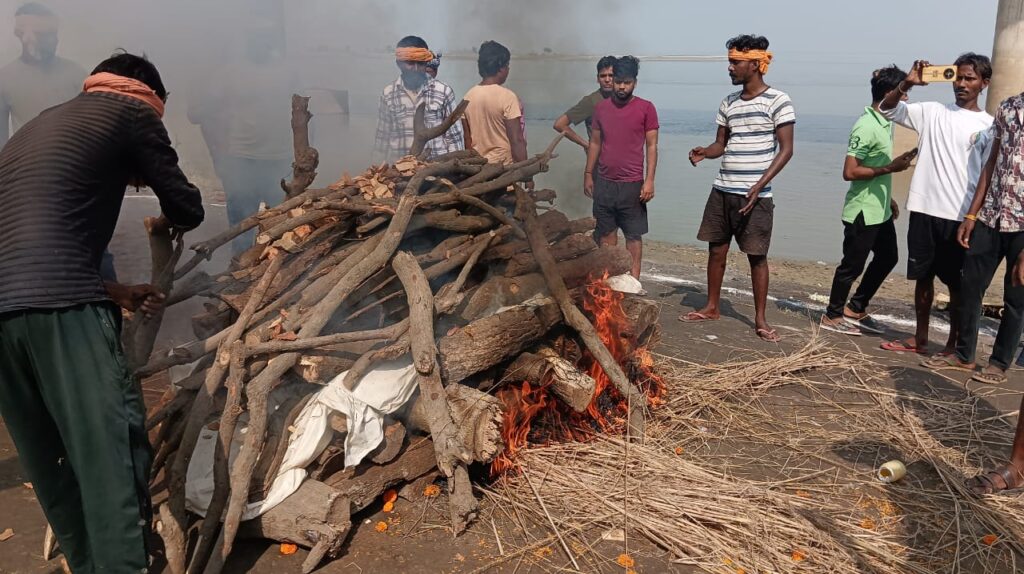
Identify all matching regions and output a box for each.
[0,0,1002,116]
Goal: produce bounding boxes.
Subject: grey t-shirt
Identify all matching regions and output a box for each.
[0,56,86,144]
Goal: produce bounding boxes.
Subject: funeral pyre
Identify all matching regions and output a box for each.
[122,96,664,574]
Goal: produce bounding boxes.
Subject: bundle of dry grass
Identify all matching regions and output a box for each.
[489,338,1024,573]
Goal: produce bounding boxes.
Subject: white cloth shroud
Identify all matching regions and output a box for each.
[184,357,419,520]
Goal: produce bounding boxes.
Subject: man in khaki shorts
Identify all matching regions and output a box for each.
[684,34,795,342]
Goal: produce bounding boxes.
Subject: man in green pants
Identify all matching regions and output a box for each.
[0,52,204,572]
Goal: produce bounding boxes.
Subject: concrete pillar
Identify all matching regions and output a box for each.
[988,0,1024,113]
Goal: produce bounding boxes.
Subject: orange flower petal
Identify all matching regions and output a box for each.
[792,549,807,561]
[374,521,388,533]
[674,446,684,455]
[279,543,298,555]
[982,534,998,546]
[383,489,398,504]
[383,501,395,513]
[616,553,635,568]
[423,484,441,497]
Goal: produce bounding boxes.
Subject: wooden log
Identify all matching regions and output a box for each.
[370,420,407,465]
[514,186,646,440]
[392,251,477,534]
[411,99,470,158]
[504,232,595,277]
[406,383,503,463]
[282,94,319,199]
[438,297,561,383]
[124,219,182,372]
[620,296,661,345]
[175,185,344,280]
[235,480,350,574]
[503,347,596,413]
[325,438,437,514]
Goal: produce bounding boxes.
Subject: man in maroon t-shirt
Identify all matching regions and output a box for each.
[584,56,659,280]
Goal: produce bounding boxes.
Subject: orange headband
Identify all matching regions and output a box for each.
[395,47,435,63]
[83,72,165,118]
[728,48,773,74]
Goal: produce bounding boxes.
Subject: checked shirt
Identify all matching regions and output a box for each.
[373,76,464,162]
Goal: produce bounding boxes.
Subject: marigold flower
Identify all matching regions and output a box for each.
[375,521,388,533]
[982,534,998,546]
[423,484,441,497]
[616,553,635,568]
[279,543,297,555]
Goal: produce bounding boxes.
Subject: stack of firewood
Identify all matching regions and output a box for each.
[127,96,661,574]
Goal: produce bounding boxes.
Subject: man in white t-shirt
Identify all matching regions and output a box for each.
[878,54,993,357]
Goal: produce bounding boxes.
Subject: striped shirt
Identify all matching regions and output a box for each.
[713,88,795,198]
[0,92,204,314]
[373,77,464,163]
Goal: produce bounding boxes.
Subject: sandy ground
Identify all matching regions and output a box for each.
[1,196,1021,573]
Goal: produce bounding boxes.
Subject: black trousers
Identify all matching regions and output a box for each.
[955,222,1024,369]
[826,214,899,319]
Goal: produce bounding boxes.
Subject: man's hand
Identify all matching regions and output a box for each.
[146,214,172,235]
[738,185,763,216]
[640,180,655,203]
[1014,251,1024,288]
[890,199,900,221]
[957,218,976,249]
[689,147,706,166]
[106,283,166,318]
[905,60,930,87]
[584,172,595,198]
[888,148,917,173]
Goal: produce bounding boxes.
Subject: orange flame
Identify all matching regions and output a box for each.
[491,275,664,475]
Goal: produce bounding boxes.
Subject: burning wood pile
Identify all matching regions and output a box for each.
[130,96,664,574]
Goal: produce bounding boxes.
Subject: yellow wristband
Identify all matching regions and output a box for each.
[964,214,977,221]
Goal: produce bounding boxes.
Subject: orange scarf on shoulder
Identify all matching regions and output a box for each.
[83,72,165,118]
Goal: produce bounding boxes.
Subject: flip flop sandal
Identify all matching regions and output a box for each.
[679,311,718,323]
[967,465,1022,495]
[756,328,780,342]
[971,370,1008,385]
[921,355,974,372]
[820,317,862,336]
[881,340,927,354]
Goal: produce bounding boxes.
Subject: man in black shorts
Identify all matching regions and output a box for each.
[685,35,795,342]
[583,56,659,280]
[878,55,994,355]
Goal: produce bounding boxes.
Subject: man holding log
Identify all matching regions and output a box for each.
[583,56,659,281]
[0,52,204,572]
[374,35,464,163]
[686,34,795,343]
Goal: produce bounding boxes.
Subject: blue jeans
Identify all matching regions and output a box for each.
[218,156,292,255]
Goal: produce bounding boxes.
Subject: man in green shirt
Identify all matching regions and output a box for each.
[821,66,916,335]
[552,55,616,150]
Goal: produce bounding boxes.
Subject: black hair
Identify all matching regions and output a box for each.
[597,55,617,72]
[15,2,54,17]
[91,51,167,101]
[954,52,992,81]
[726,34,770,52]
[477,40,511,78]
[613,56,639,80]
[871,65,906,102]
[397,35,428,50]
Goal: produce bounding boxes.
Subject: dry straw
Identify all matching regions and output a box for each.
[486,338,1024,573]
